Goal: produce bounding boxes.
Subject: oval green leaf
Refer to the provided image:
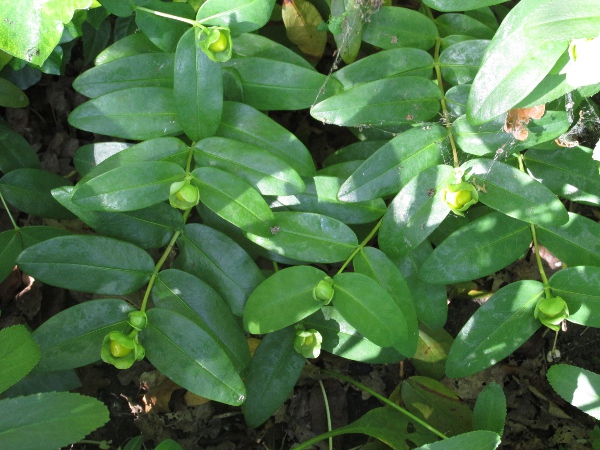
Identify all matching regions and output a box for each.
[0,325,40,395]
[547,364,600,420]
[197,0,276,34]
[550,266,600,327]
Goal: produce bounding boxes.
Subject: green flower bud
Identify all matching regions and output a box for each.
[534,296,569,331]
[313,276,334,305]
[442,182,479,216]
[199,27,233,63]
[128,311,147,331]
[101,331,145,369]
[169,179,200,210]
[294,328,323,359]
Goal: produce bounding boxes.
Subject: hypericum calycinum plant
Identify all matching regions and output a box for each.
[1,0,599,448]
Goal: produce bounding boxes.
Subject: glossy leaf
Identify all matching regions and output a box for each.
[282,0,326,60]
[467,0,569,123]
[547,364,600,420]
[31,299,134,371]
[303,307,405,363]
[18,226,71,248]
[473,383,507,435]
[445,85,471,118]
[414,431,501,450]
[0,168,73,220]
[174,223,264,316]
[402,375,472,436]
[3,368,81,399]
[379,164,455,258]
[333,47,433,90]
[277,176,386,224]
[68,87,182,140]
[142,308,246,406]
[419,212,532,285]
[73,142,132,176]
[72,161,185,212]
[245,211,358,263]
[217,101,315,177]
[353,247,418,357]
[0,230,21,283]
[94,32,162,66]
[0,122,40,173]
[462,158,569,227]
[191,166,274,236]
[423,0,508,12]
[0,325,40,395]
[73,52,174,98]
[338,125,448,202]
[197,0,276,34]
[195,137,305,196]
[446,280,544,378]
[54,186,181,249]
[323,140,387,167]
[0,78,29,108]
[175,27,223,142]
[0,392,109,450]
[362,6,438,50]
[440,40,489,86]
[436,13,495,39]
[242,327,305,427]
[537,212,600,267]
[330,0,363,64]
[522,0,600,40]
[332,272,407,348]
[244,266,326,334]
[231,32,313,70]
[153,269,250,373]
[135,0,195,52]
[550,266,600,327]
[17,235,154,295]
[411,322,453,380]
[311,77,441,128]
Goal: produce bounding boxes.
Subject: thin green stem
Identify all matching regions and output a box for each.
[322,369,448,440]
[336,217,383,275]
[135,6,199,27]
[0,191,18,230]
[185,144,196,173]
[318,380,333,450]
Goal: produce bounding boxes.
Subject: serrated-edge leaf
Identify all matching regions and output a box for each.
[547,364,600,420]
[415,430,501,450]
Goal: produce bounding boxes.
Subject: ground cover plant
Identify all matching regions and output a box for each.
[1,0,600,448]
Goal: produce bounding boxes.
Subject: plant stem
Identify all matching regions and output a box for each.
[0,191,18,229]
[318,380,333,450]
[336,217,383,275]
[135,6,199,27]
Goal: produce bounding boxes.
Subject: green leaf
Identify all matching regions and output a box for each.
[17,235,154,295]
[53,186,182,249]
[525,146,600,205]
[153,269,250,373]
[462,158,569,227]
[142,308,246,406]
[0,392,109,450]
[0,0,92,66]
[154,439,184,450]
[277,176,386,224]
[82,16,111,66]
[402,376,472,436]
[72,52,174,98]
[0,168,74,220]
[332,272,407,348]
[94,32,162,65]
[331,47,434,90]
[71,161,185,212]
[18,226,71,248]
[3,368,81,398]
[232,32,313,70]
[68,87,182,140]
[550,266,600,327]
[0,325,40,395]
[245,211,358,263]
[523,0,600,40]
[379,164,455,258]
[194,137,305,196]
[242,326,305,428]
[0,78,28,107]
[330,0,363,64]
[411,322,453,380]
[243,266,326,334]
[175,27,223,142]
[323,140,387,167]
[414,430,501,450]
[0,122,40,172]
[362,6,438,50]
[445,85,471,118]
[135,0,195,52]
[282,0,326,60]
[223,56,335,110]
[338,125,449,202]
[419,212,532,285]
[446,280,543,378]
[0,230,21,283]
[197,0,276,34]
[217,101,315,177]
[467,0,569,124]
[73,141,132,176]
[537,212,600,267]
[439,40,489,86]
[423,0,508,12]
[547,364,600,420]
[473,383,506,435]
[100,0,135,17]
[174,223,264,316]
[191,166,274,236]
[436,13,495,39]
[31,299,134,371]
[353,247,418,357]
[311,77,441,128]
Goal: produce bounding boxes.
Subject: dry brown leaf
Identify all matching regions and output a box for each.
[504,104,545,141]
[282,0,326,61]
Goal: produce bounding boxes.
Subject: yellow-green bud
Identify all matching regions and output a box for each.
[294,328,323,359]
[313,276,334,305]
[199,27,233,62]
[534,296,569,331]
[128,311,147,331]
[442,182,479,215]
[169,179,200,210]
[101,331,145,369]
